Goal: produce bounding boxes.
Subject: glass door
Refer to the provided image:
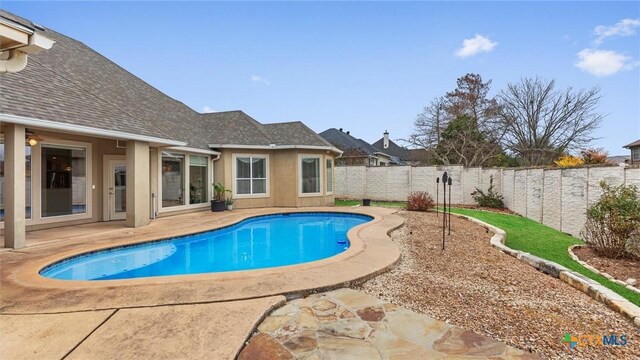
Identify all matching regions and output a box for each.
[109,160,126,220]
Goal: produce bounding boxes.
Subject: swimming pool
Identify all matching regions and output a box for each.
[40,212,372,281]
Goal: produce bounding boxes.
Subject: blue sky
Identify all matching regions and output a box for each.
[3,1,639,155]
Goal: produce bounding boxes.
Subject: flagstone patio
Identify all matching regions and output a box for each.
[239,288,539,359]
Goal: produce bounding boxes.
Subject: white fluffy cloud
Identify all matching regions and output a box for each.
[251,74,271,86]
[593,18,640,45]
[575,49,637,77]
[455,34,497,58]
[202,106,215,113]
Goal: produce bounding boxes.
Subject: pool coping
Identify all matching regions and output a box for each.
[0,207,403,314]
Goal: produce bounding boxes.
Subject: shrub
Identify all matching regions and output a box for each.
[406,191,435,211]
[582,182,640,259]
[471,175,505,208]
[554,154,584,168]
[580,148,608,165]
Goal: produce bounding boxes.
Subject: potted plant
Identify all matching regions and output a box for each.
[211,182,229,212]
[225,197,235,211]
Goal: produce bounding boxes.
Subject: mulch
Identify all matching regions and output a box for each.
[573,246,640,284]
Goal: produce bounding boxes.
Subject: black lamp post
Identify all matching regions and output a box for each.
[441,171,448,250]
[448,177,452,235]
[436,177,440,218]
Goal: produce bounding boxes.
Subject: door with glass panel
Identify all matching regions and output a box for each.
[108,160,126,220]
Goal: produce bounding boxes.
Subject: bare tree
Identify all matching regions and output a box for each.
[406,97,449,163]
[498,77,603,166]
[405,73,506,166]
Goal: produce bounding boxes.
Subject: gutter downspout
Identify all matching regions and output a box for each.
[0,50,28,73]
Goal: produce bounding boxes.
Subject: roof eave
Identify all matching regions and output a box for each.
[1,113,187,147]
[208,144,343,155]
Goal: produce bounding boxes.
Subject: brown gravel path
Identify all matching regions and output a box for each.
[354,211,639,359]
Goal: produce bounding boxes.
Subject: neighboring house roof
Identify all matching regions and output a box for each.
[371,138,427,162]
[319,128,384,157]
[0,10,333,152]
[607,155,630,164]
[624,139,640,148]
[372,138,405,158]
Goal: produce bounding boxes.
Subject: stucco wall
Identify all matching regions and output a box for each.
[335,165,640,238]
[215,149,335,209]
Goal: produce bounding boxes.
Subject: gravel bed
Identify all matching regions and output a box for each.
[353,211,639,359]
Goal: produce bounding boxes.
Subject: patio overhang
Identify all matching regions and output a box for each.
[1,113,187,147]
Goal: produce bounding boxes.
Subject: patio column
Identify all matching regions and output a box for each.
[125,140,150,228]
[4,124,26,249]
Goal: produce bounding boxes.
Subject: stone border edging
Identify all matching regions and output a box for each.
[568,245,640,295]
[452,213,640,328]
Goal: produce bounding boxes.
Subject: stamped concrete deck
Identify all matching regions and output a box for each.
[0,207,402,359]
[240,289,539,360]
[0,208,537,359]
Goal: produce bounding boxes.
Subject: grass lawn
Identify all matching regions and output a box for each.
[334,199,407,208]
[449,208,640,307]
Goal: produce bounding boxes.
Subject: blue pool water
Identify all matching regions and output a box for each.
[40,212,372,281]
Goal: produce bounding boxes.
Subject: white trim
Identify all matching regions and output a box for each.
[231,153,270,199]
[0,17,34,34]
[0,113,186,147]
[209,144,343,155]
[166,146,221,156]
[298,154,323,197]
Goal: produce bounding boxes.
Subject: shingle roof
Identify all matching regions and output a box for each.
[264,122,334,147]
[0,10,330,151]
[624,139,640,149]
[607,155,630,164]
[203,112,333,148]
[371,138,409,159]
[0,10,206,146]
[319,129,381,157]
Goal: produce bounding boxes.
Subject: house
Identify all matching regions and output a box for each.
[624,139,640,165]
[606,155,630,166]
[319,128,399,166]
[0,10,340,249]
[371,131,431,166]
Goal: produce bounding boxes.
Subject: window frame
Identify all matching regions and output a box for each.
[632,147,640,161]
[158,151,211,213]
[37,140,93,223]
[298,154,323,197]
[232,153,270,198]
[326,157,333,195]
[188,154,209,205]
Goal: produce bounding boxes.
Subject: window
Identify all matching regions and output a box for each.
[189,155,208,204]
[633,147,640,161]
[41,145,87,217]
[0,139,31,221]
[300,156,321,195]
[162,152,185,207]
[326,158,333,194]
[235,155,267,196]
